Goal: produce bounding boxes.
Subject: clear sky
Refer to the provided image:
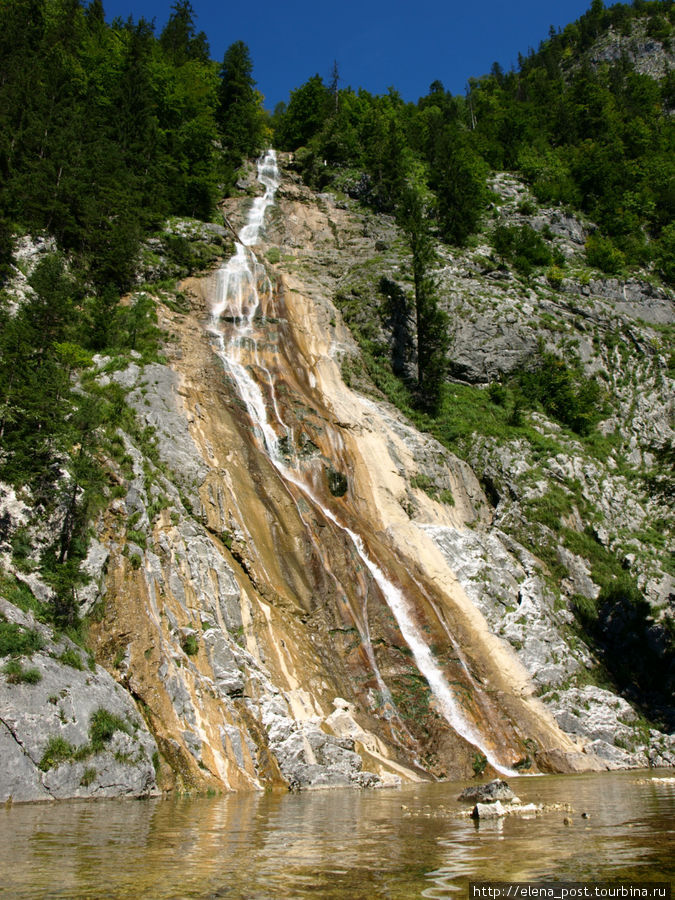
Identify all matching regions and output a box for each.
[103,0,594,110]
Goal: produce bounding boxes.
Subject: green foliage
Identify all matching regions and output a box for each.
[427,126,489,245]
[585,232,625,274]
[0,218,14,284]
[0,618,44,657]
[472,752,487,776]
[57,647,84,670]
[39,735,77,771]
[159,0,209,65]
[0,0,231,289]
[391,672,433,726]
[399,184,449,412]
[217,41,266,171]
[654,223,675,285]
[327,469,348,497]
[2,658,42,684]
[514,351,605,435]
[89,708,131,752]
[487,382,508,406]
[546,265,566,288]
[80,767,97,786]
[0,575,43,617]
[181,634,199,657]
[492,224,554,276]
[275,75,331,150]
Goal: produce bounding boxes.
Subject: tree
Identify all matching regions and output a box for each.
[428,125,488,245]
[0,218,14,284]
[216,40,264,165]
[0,254,78,491]
[159,0,209,65]
[275,75,330,149]
[329,60,340,113]
[399,185,449,413]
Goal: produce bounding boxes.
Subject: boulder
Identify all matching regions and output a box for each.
[471,800,507,819]
[458,779,514,803]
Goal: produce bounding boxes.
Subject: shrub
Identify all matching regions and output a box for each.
[487,382,508,406]
[472,752,487,776]
[513,352,604,435]
[585,233,625,275]
[80,767,97,787]
[0,618,44,657]
[546,265,565,288]
[2,659,42,684]
[89,708,130,752]
[327,469,348,497]
[126,529,147,549]
[492,224,552,275]
[57,647,84,670]
[39,736,76,771]
[181,634,199,657]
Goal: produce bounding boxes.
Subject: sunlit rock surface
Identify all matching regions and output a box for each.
[84,154,606,795]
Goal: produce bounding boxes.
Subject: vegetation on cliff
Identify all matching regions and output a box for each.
[274,1,673,284]
[0,0,673,769]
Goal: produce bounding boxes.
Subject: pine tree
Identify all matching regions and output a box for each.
[217,41,264,166]
[159,0,209,65]
[399,185,449,413]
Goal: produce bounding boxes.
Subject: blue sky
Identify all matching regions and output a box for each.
[103,0,594,110]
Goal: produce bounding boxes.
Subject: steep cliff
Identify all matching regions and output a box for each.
[1,150,672,803]
[267,159,674,771]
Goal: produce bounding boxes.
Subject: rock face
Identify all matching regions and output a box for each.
[586,19,675,80]
[0,597,158,803]
[79,154,606,797]
[3,152,672,802]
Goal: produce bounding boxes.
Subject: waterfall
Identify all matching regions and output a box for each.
[209,149,515,777]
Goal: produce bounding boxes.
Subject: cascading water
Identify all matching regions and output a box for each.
[209,149,515,777]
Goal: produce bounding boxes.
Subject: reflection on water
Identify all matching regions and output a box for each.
[1,771,673,898]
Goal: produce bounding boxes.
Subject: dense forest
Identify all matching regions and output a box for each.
[275,0,674,274]
[0,0,673,642]
[0,0,268,623]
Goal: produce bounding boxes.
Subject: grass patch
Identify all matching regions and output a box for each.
[40,708,133,771]
[89,708,131,752]
[57,647,84,670]
[181,634,199,657]
[80,767,97,787]
[0,617,44,658]
[2,658,41,684]
[0,574,43,617]
[39,736,78,771]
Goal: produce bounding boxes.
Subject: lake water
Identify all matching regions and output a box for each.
[1,770,673,898]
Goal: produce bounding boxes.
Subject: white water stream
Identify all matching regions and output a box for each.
[209,149,514,776]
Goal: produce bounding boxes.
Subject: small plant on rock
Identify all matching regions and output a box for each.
[2,658,42,684]
[472,752,487,776]
[89,708,131,752]
[181,634,199,657]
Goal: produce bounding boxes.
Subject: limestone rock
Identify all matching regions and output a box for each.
[471,800,507,819]
[0,597,158,803]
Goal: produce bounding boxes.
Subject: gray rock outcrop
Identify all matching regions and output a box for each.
[0,597,158,803]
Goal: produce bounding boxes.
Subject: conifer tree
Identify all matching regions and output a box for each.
[217,41,264,166]
[399,185,449,413]
[159,0,209,65]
